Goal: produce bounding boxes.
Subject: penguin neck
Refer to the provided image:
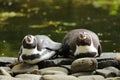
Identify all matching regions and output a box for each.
[74,36,98,57]
[22,46,39,55]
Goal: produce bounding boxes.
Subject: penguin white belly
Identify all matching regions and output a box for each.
[22,48,38,55]
[24,51,55,64]
[74,45,98,56]
[21,48,56,64]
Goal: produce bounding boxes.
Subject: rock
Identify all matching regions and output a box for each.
[15,74,41,80]
[0,67,11,76]
[12,63,39,74]
[94,69,116,78]
[97,58,119,69]
[28,69,67,75]
[106,77,120,80]
[38,58,74,69]
[0,57,17,66]
[41,70,67,75]
[39,67,69,75]
[115,55,120,61]
[40,75,79,80]
[93,67,120,78]
[78,75,105,80]
[0,75,23,80]
[100,52,120,58]
[71,71,93,77]
[71,58,98,73]
[104,67,120,76]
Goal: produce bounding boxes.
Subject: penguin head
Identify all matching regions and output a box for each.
[76,32,91,46]
[22,35,37,49]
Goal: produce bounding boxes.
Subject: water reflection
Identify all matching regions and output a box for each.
[0,0,120,57]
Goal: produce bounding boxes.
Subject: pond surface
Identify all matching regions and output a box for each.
[0,0,120,57]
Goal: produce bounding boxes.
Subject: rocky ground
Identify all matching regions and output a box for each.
[0,52,120,80]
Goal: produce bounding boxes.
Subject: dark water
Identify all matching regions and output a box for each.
[0,0,120,57]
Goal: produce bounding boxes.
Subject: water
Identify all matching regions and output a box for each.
[0,0,120,57]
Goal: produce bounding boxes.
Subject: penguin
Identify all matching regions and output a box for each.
[60,29,102,58]
[18,35,62,64]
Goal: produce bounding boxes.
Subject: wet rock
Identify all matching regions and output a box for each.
[12,62,39,74]
[72,71,93,77]
[96,57,119,69]
[115,55,120,60]
[78,75,105,80]
[39,66,69,75]
[106,77,120,80]
[0,75,23,80]
[15,74,41,80]
[28,68,68,75]
[100,52,120,58]
[40,75,79,80]
[0,67,11,76]
[71,58,98,73]
[0,75,12,80]
[94,69,116,78]
[0,57,17,66]
[115,55,120,61]
[104,67,120,76]
[93,67,120,78]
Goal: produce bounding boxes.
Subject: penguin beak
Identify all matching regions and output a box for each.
[24,35,34,44]
[27,36,31,43]
[79,34,87,40]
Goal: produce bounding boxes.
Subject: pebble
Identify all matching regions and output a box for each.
[97,57,119,69]
[78,75,105,80]
[93,66,120,78]
[100,52,120,58]
[0,57,17,66]
[15,74,41,80]
[72,71,93,77]
[0,53,120,80]
[71,58,98,73]
[106,77,120,80]
[40,75,79,80]
[12,62,39,74]
[39,66,69,74]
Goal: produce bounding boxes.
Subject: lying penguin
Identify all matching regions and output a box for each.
[60,29,102,58]
[18,35,62,64]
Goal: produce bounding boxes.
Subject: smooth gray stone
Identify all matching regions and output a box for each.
[71,58,98,73]
[100,52,120,58]
[39,70,67,75]
[106,77,120,80]
[12,63,38,74]
[72,71,93,77]
[93,67,120,78]
[28,69,67,75]
[0,57,17,66]
[0,67,11,76]
[104,67,120,76]
[96,57,119,69]
[15,74,41,80]
[40,75,79,80]
[0,75,22,80]
[78,75,105,80]
[39,66,69,75]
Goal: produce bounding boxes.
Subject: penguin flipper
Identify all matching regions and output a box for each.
[58,44,71,58]
[18,46,23,62]
[97,45,102,57]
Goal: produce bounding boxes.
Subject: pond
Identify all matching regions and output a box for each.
[0,0,120,57]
